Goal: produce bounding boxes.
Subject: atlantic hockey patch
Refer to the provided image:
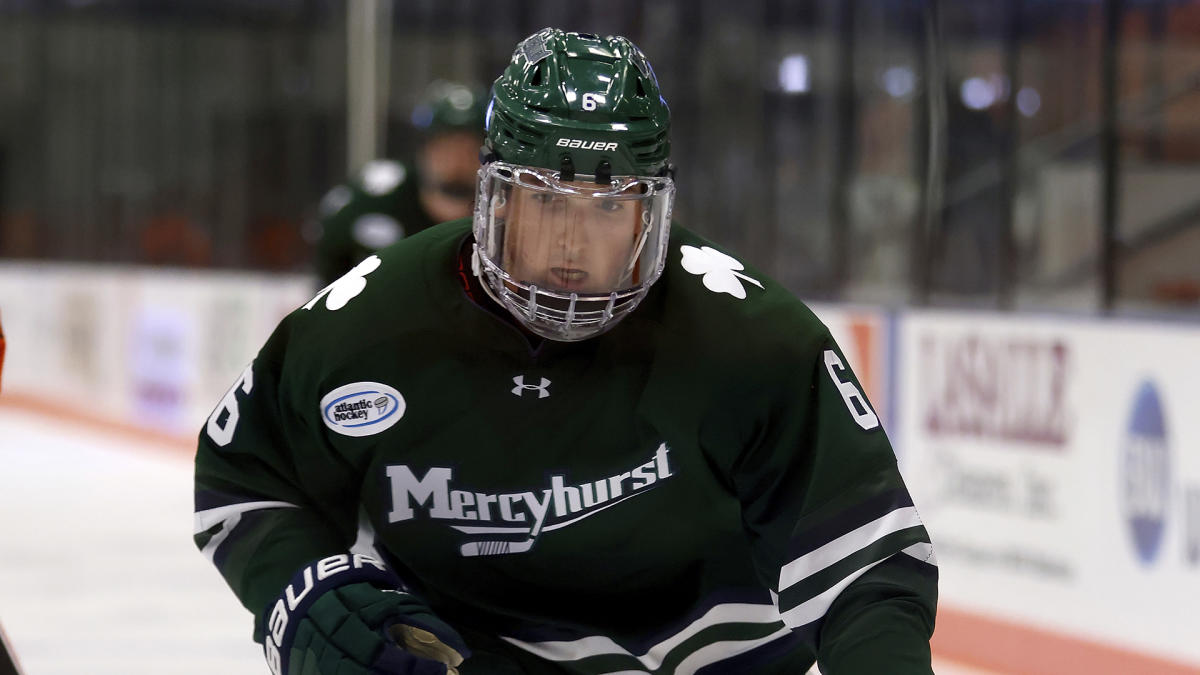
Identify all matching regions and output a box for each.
[320,381,405,437]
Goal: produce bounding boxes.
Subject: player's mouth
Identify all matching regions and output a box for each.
[550,267,588,289]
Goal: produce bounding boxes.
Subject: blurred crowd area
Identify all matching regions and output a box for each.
[0,0,1198,314]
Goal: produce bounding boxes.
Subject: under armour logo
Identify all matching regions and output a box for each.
[512,376,551,399]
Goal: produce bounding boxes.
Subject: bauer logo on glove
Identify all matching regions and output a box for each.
[263,553,470,675]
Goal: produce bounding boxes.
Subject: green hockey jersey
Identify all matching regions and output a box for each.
[314,159,438,287]
[194,219,937,674]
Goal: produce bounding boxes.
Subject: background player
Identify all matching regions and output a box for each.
[314,80,486,286]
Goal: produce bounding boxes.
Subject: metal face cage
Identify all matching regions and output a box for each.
[473,162,675,341]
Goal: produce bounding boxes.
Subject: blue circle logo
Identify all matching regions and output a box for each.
[1121,380,1170,565]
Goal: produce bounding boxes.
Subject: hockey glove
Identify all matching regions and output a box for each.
[262,553,469,675]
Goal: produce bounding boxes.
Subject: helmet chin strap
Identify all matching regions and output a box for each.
[625,221,652,275]
[471,243,537,334]
[470,244,496,302]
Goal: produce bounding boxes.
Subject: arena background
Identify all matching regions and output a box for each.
[0,1,1198,673]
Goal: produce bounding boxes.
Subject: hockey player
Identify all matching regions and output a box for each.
[195,28,937,675]
[314,80,486,286]
[0,619,24,675]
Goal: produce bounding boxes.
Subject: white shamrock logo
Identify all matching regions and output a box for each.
[679,245,763,299]
[304,255,381,311]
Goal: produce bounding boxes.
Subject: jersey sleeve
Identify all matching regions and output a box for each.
[719,332,937,673]
[193,321,360,640]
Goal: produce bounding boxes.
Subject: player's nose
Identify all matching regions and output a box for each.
[556,215,588,256]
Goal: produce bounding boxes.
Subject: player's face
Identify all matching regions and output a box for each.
[418,131,481,223]
[501,179,644,294]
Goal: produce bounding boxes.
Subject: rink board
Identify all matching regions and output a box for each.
[894,310,1200,672]
[0,262,312,435]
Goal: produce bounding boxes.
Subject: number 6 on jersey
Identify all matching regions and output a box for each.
[823,349,880,431]
[207,364,254,446]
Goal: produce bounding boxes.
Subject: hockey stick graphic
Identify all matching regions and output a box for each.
[460,517,544,557]
[458,493,644,556]
[459,538,535,556]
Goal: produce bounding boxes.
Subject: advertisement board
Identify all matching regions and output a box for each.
[898,310,1200,667]
[0,263,313,435]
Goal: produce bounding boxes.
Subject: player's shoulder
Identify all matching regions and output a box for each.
[276,220,471,365]
[318,159,417,218]
[653,226,830,360]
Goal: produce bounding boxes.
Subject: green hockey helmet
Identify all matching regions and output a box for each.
[474,29,676,342]
[410,80,488,136]
[482,28,671,178]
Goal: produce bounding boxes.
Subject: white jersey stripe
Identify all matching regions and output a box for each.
[193,500,299,534]
[900,541,938,566]
[501,601,783,671]
[194,500,298,563]
[777,505,925,593]
[778,556,886,628]
[350,508,385,560]
[675,626,792,675]
[199,513,240,563]
[502,635,625,664]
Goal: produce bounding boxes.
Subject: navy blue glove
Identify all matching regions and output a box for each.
[262,553,470,675]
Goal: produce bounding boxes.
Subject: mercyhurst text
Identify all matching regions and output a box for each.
[385,443,672,534]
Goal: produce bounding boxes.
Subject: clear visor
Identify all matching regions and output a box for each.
[474,162,674,298]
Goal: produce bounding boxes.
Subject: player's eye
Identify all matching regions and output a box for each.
[595,199,624,214]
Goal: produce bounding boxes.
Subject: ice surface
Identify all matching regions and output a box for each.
[0,405,992,675]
